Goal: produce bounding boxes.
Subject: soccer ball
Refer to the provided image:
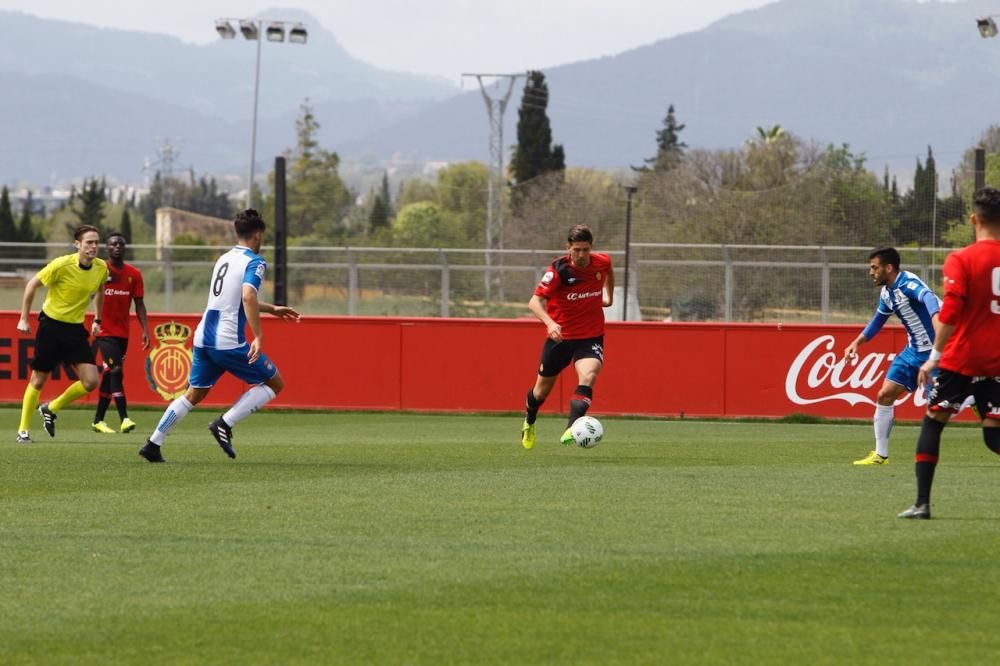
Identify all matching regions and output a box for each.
[571,416,604,449]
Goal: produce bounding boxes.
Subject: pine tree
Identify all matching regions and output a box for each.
[73,177,107,232]
[511,70,565,186]
[279,99,353,238]
[636,104,687,172]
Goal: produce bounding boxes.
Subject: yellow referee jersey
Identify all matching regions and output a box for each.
[37,254,109,324]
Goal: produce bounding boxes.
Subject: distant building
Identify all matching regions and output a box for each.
[155,207,235,259]
[423,161,450,176]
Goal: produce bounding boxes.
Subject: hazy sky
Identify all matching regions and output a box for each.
[0,0,793,79]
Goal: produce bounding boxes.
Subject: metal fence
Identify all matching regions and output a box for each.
[0,242,952,324]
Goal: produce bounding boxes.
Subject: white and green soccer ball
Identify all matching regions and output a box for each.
[571,416,604,449]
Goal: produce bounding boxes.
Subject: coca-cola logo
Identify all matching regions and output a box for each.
[785,335,925,407]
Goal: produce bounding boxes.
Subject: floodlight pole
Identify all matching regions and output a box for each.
[217,17,307,209]
[248,20,263,209]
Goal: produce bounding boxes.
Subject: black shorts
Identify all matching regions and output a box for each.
[94,336,129,372]
[31,312,96,372]
[537,335,605,377]
[927,369,1000,419]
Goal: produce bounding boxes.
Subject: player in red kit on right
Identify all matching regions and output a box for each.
[520,224,614,449]
[899,186,1000,519]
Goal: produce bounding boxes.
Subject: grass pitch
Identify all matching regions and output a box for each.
[3,409,1000,664]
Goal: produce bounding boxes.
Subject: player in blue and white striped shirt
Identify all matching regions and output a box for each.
[843,247,940,466]
[139,209,300,463]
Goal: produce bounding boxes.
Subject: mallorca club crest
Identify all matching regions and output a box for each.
[146,321,194,400]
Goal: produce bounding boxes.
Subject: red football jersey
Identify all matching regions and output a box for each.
[938,239,1000,376]
[100,262,144,339]
[534,251,612,340]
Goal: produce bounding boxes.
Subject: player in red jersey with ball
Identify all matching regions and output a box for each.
[899,187,1000,519]
[520,224,614,449]
[91,232,150,434]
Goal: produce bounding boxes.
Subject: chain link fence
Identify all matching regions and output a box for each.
[0,241,950,325]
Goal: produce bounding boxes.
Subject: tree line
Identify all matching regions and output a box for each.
[5,68,992,257]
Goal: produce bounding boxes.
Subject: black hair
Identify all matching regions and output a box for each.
[234,209,266,239]
[567,224,593,244]
[973,186,1000,225]
[868,246,900,271]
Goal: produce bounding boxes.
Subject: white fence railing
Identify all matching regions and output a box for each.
[0,242,953,322]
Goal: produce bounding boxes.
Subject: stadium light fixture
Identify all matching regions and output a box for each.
[288,24,308,45]
[215,19,236,39]
[215,17,308,207]
[239,19,259,40]
[266,23,285,42]
[978,17,999,38]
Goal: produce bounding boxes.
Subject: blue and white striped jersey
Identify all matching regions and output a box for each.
[861,270,940,352]
[193,246,266,350]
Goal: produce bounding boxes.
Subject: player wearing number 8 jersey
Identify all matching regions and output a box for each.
[899,187,1000,519]
[138,209,300,463]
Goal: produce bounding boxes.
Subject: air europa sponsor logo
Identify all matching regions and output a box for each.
[784,335,926,408]
[566,290,602,301]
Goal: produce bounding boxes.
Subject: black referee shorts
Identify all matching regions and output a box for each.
[31,312,96,372]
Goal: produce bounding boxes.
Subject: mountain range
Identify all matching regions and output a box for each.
[2,0,1000,187]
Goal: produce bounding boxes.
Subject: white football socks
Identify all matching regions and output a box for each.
[873,404,894,458]
[223,385,276,427]
[150,397,194,445]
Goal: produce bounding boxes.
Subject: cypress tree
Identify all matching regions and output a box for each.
[121,207,134,260]
[0,187,16,241]
[16,193,45,261]
[894,147,939,245]
[369,195,389,232]
[120,207,133,243]
[380,171,394,219]
[511,70,565,186]
[16,191,33,242]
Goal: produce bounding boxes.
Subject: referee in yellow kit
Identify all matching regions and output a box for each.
[15,225,109,442]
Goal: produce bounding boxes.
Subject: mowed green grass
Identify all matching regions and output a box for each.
[3,409,1000,665]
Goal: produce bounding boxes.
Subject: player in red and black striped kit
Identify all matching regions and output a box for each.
[91,232,150,434]
[521,224,614,449]
[899,187,1000,519]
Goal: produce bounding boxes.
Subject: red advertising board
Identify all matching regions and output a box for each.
[0,312,958,421]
